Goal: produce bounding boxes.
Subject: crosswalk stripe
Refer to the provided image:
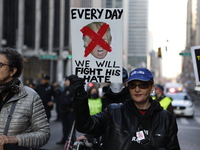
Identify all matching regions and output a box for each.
[179,117,189,124]
[194,117,200,124]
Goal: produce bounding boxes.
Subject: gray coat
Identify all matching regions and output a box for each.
[0,81,50,148]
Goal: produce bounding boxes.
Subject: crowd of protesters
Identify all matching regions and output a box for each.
[25,67,180,150]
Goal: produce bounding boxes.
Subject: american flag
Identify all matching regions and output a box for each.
[64,121,76,150]
[64,139,74,150]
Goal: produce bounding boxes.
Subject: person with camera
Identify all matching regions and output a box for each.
[69,68,180,150]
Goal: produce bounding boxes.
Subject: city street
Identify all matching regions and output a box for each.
[1,1,199,149]
[41,109,65,150]
[41,93,200,150]
[177,92,200,150]
[41,108,83,150]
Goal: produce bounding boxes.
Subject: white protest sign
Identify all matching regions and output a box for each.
[70,8,123,83]
[191,45,200,85]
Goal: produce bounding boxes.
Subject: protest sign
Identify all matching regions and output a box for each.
[191,45,200,85]
[70,8,123,83]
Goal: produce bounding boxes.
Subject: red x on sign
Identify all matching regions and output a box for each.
[80,23,112,57]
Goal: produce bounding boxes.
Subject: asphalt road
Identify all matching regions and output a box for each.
[41,110,65,150]
[41,108,83,150]
[177,92,200,150]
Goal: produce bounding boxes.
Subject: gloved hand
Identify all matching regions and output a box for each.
[68,75,85,95]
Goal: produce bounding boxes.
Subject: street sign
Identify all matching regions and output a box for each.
[179,52,191,56]
[39,54,58,59]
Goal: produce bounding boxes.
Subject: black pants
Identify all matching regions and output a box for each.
[45,106,52,122]
[60,111,75,142]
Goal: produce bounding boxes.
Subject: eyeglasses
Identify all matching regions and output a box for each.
[0,62,10,68]
[128,82,152,89]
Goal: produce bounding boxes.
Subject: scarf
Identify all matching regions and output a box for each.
[0,78,20,94]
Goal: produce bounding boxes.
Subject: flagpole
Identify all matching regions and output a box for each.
[66,121,76,150]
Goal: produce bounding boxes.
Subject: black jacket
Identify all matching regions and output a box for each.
[102,86,131,109]
[59,86,74,112]
[74,93,180,150]
[35,83,56,108]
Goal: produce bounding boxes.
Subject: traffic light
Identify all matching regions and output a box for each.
[165,46,168,52]
[68,54,72,59]
[158,47,162,58]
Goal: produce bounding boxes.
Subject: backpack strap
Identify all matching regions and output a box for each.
[3,101,17,135]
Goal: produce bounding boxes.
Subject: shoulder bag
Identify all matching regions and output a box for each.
[3,101,47,150]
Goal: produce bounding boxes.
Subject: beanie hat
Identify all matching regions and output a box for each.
[65,76,69,80]
[122,67,128,78]
[155,84,164,93]
[42,74,50,80]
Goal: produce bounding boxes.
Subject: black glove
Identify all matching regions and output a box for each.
[68,75,85,95]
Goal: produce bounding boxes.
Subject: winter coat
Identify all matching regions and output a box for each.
[35,83,56,108]
[74,93,180,150]
[102,86,131,109]
[0,82,50,148]
[59,86,74,113]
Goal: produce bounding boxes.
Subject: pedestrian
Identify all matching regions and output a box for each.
[28,82,36,90]
[56,77,75,145]
[102,67,131,109]
[0,47,50,149]
[75,86,102,146]
[52,81,62,121]
[87,87,102,115]
[35,74,57,122]
[69,68,180,150]
[152,84,174,113]
[76,67,131,146]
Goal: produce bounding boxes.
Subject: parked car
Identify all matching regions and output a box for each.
[194,85,200,94]
[164,82,186,95]
[166,92,195,117]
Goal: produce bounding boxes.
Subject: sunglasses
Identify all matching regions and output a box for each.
[128,81,152,89]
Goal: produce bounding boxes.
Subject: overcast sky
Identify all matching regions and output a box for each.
[149,0,188,78]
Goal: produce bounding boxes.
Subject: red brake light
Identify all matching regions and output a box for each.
[177,87,182,92]
[169,88,176,93]
[88,83,94,87]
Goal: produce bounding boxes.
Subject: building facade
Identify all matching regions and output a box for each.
[0,0,151,85]
[0,0,70,85]
[181,0,200,90]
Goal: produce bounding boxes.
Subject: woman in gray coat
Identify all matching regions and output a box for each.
[0,47,50,149]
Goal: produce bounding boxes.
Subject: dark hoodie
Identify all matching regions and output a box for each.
[124,99,163,149]
[74,94,180,150]
[102,86,131,109]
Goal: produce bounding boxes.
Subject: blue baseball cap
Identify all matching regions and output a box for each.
[126,68,154,83]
